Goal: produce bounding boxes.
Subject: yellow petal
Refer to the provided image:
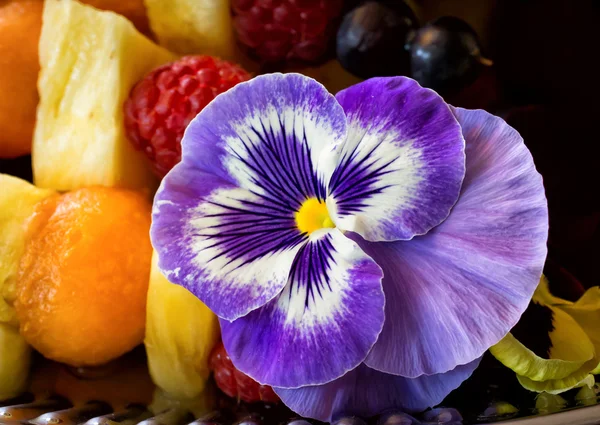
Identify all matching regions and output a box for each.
[547,307,595,361]
[558,286,600,377]
[495,278,600,394]
[490,333,580,381]
[518,369,596,394]
[561,287,600,350]
[491,305,595,382]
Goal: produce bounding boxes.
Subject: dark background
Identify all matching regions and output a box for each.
[491,0,600,290]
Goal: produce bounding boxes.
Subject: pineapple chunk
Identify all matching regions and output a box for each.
[143,0,257,72]
[144,0,236,58]
[145,251,220,399]
[0,323,31,400]
[0,175,55,326]
[34,0,177,192]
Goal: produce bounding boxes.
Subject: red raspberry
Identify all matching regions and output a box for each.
[232,0,344,64]
[124,56,251,177]
[209,342,280,404]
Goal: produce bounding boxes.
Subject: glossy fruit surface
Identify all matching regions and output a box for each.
[409,16,486,94]
[336,1,417,78]
[124,55,250,177]
[231,0,343,64]
[209,342,279,404]
[15,187,152,367]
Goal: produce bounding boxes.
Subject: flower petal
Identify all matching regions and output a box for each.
[491,330,593,383]
[151,73,348,321]
[559,286,600,375]
[181,73,347,202]
[220,228,384,388]
[274,360,481,423]
[152,166,305,321]
[358,107,548,377]
[517,370,596,395]
[327,77,465,242]
[547,307,595,363]
[560,287,600,354]
[491,280,600,395]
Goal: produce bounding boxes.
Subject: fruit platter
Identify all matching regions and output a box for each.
[1,0,599,424]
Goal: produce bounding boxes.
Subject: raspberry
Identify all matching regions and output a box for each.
[232,0,344,64]
[124,56,251,177]
[209,342,280,404]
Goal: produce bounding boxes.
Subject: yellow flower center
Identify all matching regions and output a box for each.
[295,198,335,234]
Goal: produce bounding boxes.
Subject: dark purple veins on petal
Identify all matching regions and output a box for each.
[151,73,349,321]
[328,140,396,216]
[234,116,327,209]
[190,116,331,269]
[288,233,337,308]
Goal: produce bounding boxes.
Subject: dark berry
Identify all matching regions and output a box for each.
[336,1,417,79]
[231,0,343,65]
[408,16,490,95]
[124,56,250,177]
[209,342,280,404]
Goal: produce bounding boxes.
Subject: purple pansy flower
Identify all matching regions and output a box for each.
[151,73,548,421]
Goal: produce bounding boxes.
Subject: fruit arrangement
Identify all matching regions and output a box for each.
[0,0,598,424]
[0,0,285,407]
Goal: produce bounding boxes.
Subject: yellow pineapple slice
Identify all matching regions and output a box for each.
[145,251,220,400]
[0,174,55,326]
[0,175,47,399]
[143,0,257,72]
[34,0,177,192]
[144,0,235,58]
